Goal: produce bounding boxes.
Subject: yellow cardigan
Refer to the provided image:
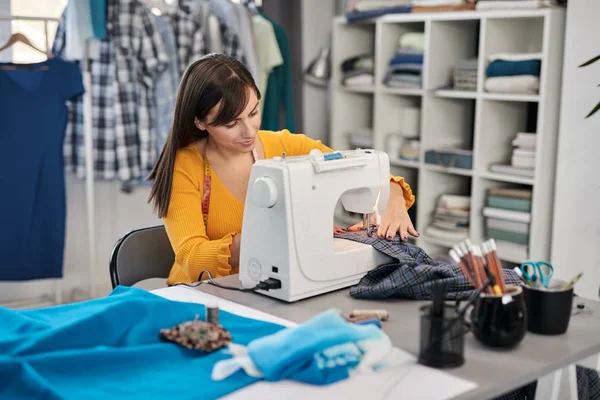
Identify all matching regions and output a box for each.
[164,130,415,285]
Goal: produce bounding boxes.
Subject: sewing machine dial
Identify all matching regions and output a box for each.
[251,176,278,208]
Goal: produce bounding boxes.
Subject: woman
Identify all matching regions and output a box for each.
[149,54,418,285]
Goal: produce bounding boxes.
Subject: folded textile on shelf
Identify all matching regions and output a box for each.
[412,0,466,5]
[453,58,478,91]
[398,32,425,50]
[353,0,412,11]
[346,5,412,22]
[484,75,540,94]
[476,0,555,10]
[486,59,541,78]
[341,55,375,87]
[426,194,471,242]
[412,2,477,12]
[212,309,396,385]
[384,34,425,88]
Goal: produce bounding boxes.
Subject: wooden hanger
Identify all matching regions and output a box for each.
[0,32,52,59]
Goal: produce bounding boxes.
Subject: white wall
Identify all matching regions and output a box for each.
[301,0,335,145]
[0,0,11,61]
[0,177,160,304]
[551,0,600,300]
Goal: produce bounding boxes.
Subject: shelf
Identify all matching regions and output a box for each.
[380,86,424,96]
[434,89,478,99]
[480,172,534,185]
[423,164,473,176]
[339,85,375,94]
[481,92,540,102]
[391,159,420,169]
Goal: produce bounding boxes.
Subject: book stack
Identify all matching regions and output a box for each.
[490,132,536,178]
[425,194,471,243]
[482,187,532,261]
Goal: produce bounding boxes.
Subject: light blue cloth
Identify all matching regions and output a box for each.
[0,286,285,399]
[247,309,382,384]
[152,14,180,154]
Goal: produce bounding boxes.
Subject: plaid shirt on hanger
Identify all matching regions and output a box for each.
[168,0,245,76]
[52,0,168,181]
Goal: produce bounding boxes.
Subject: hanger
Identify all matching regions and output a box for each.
[0,32,52,60]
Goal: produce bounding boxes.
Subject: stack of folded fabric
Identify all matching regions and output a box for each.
[453,58,478,91]
[476,0,558,11]
[341,54,375,88]
[399,139,420,161]
[482,187,532,261]
[489,132,536,178]
[346,1,412,23]
[412,0,476,13]
[425,194,471,243]
[484,53,542,94]
[383,32,424,89]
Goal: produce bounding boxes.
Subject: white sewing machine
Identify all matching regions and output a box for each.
[239,148,395,302]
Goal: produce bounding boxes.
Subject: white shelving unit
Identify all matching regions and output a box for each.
[331,9,566,265]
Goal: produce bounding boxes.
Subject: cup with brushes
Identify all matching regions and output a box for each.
[418,239,528,369]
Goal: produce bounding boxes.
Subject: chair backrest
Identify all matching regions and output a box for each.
[109,225,174,288]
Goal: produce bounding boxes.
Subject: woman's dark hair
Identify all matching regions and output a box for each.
[148,53,261,218]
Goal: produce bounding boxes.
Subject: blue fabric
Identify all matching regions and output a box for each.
[390,54,424,65]
[90,0,107,39]
[247,309,380,384]
[0,58,83,281]
[346,6,412,22]
[486,59,541,78]
[0,286,286,399]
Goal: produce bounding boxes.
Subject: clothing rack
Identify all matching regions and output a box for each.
[0,14,96,303]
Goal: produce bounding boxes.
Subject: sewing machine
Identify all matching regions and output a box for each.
[239,148,395,302]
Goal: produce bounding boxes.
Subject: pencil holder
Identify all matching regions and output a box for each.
[471,285,527,349]
[523,279,573,335]
[418,303,466,369]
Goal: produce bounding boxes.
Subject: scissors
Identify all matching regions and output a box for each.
[520,261,554,288]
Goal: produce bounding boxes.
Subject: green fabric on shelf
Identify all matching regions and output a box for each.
[260,13,295,132]
[487,196,532,212]
[486,228,530,246]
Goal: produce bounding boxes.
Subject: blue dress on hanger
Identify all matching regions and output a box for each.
[0,57,84,280]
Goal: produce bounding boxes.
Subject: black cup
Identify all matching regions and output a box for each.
[471,285,527,348]
[418,303,466,369]
[523,280,573,335]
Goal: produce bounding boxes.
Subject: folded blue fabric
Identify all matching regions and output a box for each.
[486,59,541,78]
[247,309,382,384]
[0,286,286,400]
[390,54,424,65]
[346,5,412,23]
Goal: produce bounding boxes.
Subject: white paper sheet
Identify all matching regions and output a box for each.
[152,286,477,400]
[151,286,296,327]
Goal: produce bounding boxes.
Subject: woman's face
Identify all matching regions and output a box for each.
[196,87,262,153]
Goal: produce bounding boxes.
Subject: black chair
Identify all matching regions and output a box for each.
[109,225,174,289]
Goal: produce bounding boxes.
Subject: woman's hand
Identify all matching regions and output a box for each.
[347,182,419,242]
[333,226,346,235]
[377,204,419,242]
[229,233,242,268]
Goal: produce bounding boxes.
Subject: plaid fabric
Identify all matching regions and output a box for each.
[52,0,168,181]
[166,2,206,76]
[152,14,180,155]
[335,231,521,301]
